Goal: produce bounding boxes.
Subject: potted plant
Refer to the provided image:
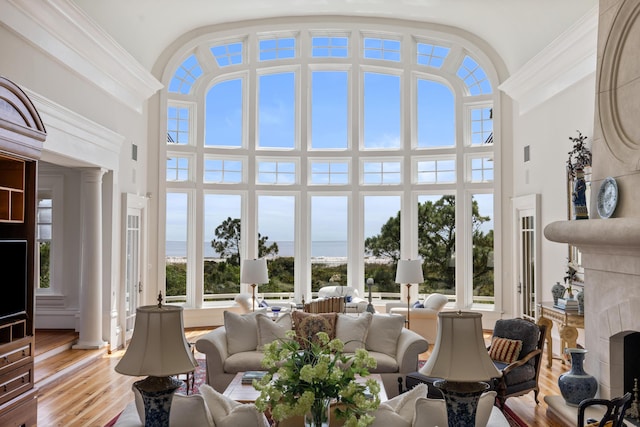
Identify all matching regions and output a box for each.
[254,330,380,427]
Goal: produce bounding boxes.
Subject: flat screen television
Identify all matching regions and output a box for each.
[0,239,28,321]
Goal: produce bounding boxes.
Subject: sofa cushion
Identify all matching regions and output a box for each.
[366,351,399,373]
[489,337,523,364]
[133,387,214,427]
[224,311,260,355]
[256,312,292,350]
[200,384,270,427]
[291,311,337,347]
[335,312,372,352]
[413,390,496,427]
[224,351,266,373]
[366,314,405,357]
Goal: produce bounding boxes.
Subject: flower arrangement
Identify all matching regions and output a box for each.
[253,330,380,427]
[566,130,592,178]
[564,260,579,298]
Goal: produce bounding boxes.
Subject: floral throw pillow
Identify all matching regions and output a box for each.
[291,311,337,348]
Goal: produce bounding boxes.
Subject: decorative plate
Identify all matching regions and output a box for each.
[596,177,618,218]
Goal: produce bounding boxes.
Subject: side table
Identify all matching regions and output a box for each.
[537,302,584,368]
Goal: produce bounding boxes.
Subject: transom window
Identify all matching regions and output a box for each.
[161,19,499,312]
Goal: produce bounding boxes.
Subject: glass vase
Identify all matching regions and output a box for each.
[304,398,331,427]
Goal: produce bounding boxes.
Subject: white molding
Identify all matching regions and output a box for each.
[26,88,125,170]
[1,0,163,113]
[499,5,598,115]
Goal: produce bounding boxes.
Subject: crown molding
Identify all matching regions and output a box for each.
[499,5,598,115]
[1,0,163,113]
[26,88,124,170]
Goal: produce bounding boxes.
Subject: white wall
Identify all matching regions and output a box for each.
[513,74,595,315]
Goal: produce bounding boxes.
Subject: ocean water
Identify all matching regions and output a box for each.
[166,240,347,258]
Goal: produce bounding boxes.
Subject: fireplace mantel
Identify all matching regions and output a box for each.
[544,218,640,254]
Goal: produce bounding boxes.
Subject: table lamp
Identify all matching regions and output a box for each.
[115,293,197,427]
[419,311,501,427]
[241,258,269,311]
[395,259,424,329]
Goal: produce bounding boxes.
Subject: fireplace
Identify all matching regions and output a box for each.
[543,0,640,402]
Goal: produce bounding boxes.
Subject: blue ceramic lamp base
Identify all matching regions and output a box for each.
[434,380,490,427]
[134,376,182,427]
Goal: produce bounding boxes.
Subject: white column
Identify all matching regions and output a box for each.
[74,168,107,349]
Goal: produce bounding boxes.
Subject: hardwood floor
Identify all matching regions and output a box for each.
[35,328,571,426]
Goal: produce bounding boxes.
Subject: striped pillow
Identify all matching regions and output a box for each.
[489,337,523,364]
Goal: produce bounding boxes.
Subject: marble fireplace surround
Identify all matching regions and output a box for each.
[545,218,640,398]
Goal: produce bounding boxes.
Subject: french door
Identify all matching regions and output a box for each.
[512,194,540,320]
[123,194,147,341]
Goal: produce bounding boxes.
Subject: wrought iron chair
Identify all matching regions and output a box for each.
[577,392,632,427]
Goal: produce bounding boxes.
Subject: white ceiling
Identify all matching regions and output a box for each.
[73,0,598,75]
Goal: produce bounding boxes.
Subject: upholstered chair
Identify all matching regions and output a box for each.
[488,318,546,407]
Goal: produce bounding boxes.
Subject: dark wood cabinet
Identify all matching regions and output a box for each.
[0,76,46,426]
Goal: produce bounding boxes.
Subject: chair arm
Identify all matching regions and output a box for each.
[385,302,407,313]
[499,348,542,375]
[195,327,228,382]
[395,328,429,373]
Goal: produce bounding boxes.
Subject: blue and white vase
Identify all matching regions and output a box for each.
[576,288,584,314]
[551,282,566,305]
[558,348,597,406]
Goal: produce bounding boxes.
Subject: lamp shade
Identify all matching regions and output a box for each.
[241,258,269,284]
[395,259,424,284]
[419,311,501,382]
[115,305,197,377]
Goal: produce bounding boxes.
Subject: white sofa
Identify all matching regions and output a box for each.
[386,293,449,344]
[317,285,369,313]
[195,311,428,399]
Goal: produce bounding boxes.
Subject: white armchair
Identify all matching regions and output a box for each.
[388,293,449,344]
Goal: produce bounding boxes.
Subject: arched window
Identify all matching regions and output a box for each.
[161,18,499,310]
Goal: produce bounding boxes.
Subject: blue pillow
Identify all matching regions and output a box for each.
[259,300,270,307]
[412,301,424,309]
[345,295,352,303]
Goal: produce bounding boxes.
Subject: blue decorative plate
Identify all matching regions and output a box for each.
[596,176,618,218]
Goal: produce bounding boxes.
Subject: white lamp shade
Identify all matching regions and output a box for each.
[115,305,197,377]
[395,259,424,284]
[419,311,501,382]
[241,258,269,284]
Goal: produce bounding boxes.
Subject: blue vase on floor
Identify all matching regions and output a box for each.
[558,348,597,406]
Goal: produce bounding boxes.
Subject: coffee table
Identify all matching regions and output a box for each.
[223,372,388,404]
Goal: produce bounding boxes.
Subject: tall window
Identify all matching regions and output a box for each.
[37,197,52,289]
[161,19,499,310]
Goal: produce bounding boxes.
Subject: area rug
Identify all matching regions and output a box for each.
[176,357,207,395]
[502,404,528,427]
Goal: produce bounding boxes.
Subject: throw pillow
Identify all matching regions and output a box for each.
[412,301,424,309]
[413,390,496,427]
[370,383,428,426]
[365,314,405,357]
[335,312,372,353]
[224,310,264,355]
[259,299,269,308]
[133,386,214,427]
[489,336,523,364]
[256,312,292,350]
[200,384,270,427]
[291,311,337,347]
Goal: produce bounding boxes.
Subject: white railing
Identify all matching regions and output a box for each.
[166,292,494,305]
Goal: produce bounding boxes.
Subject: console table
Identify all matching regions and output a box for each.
[537,302,584,368]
